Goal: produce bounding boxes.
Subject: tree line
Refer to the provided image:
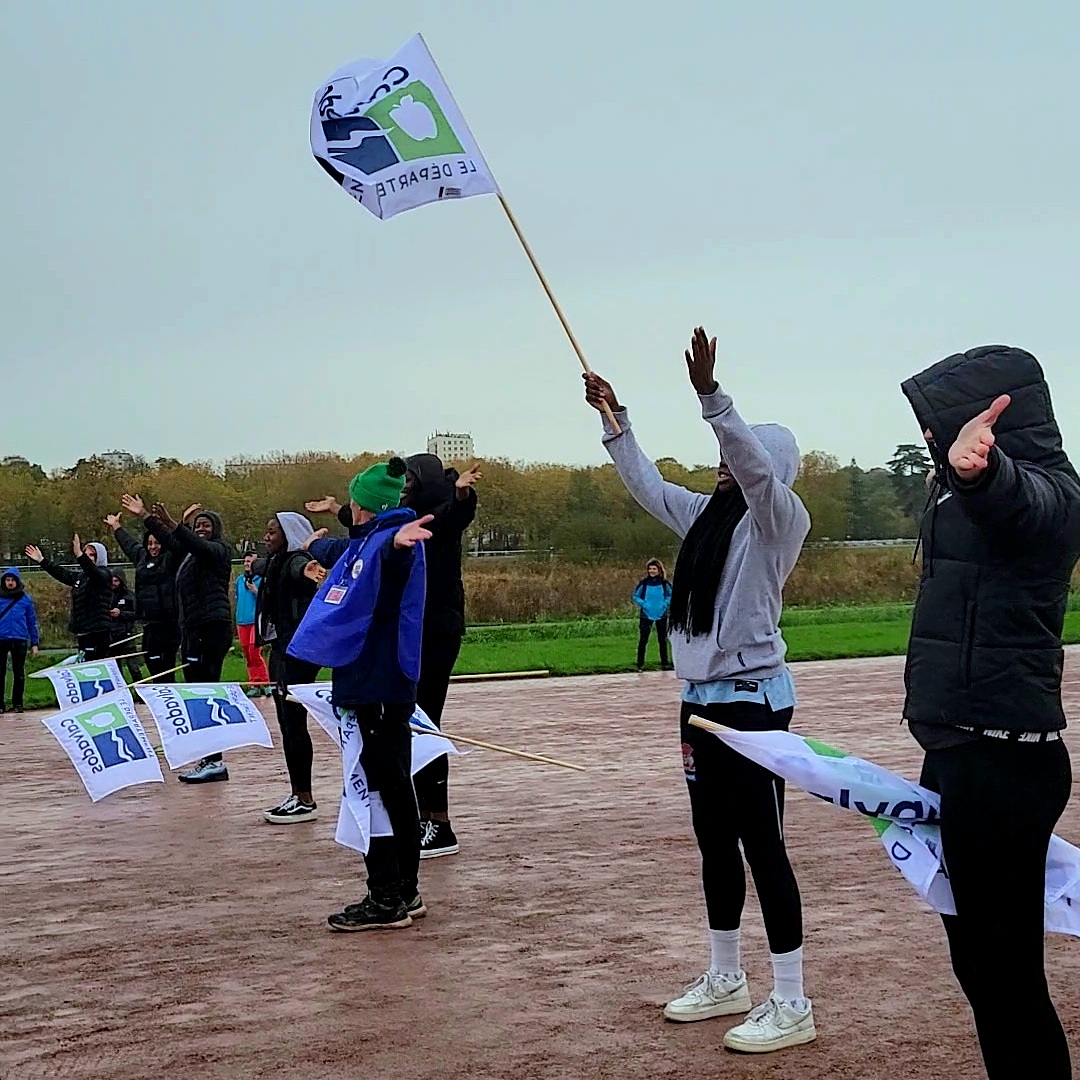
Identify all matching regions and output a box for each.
[0,443,932,565]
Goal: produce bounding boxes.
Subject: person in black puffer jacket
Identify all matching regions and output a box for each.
[26,536,114,659]
[107,568,145,681]
[901,346,1080,1080]
[123,493,234,784]
[107,510,181,681]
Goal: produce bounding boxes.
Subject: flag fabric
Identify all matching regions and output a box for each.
[42,690,163,801]
[35,658,128,707]
[700,722,1080,938]
[310,33,498,220]
[134,683,273,768]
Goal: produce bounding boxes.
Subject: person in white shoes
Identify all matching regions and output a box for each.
[585,327,816,1055]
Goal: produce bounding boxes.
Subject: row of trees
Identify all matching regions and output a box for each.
[0,444,931,564]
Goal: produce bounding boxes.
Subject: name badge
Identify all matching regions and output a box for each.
[325,585,348,605]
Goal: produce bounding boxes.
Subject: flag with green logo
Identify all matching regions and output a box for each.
[697,721,1080,937]
[310,34,498,220]
[42,689,163,801]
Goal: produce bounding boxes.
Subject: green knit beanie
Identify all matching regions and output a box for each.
[349,456,408,513]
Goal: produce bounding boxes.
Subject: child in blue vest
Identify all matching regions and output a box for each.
[289,458,433,931]
[0,568,40,713]
[633,558,672,670]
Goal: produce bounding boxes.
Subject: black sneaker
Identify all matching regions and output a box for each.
[263,795,317,824]
[419,820,459,859]
[328,896,412,932]
[344,893,427,920]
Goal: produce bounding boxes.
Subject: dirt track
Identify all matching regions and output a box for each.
[3,654,1078,1079]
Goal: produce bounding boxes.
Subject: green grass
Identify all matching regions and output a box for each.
[12,606,1080,710]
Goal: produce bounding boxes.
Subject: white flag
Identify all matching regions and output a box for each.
[134,683,273,767]
[37,658,128,708]
[287,682,340,744]
[701,721,1080,938]
[311,33,498,220]
[42,690,163,801]
[30,653,80,677]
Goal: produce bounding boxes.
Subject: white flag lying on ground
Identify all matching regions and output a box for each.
[289,684,464,854]
[702,723,1080,938]
[35,658,128,707]
[42,689,163,801]
[134,683,273,768]
[310,33,498,220]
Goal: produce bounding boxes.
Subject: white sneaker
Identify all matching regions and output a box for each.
[663,971,752,1022]
[723,992,816,1053]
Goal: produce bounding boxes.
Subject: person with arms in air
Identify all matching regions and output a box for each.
[584,327,815,1055]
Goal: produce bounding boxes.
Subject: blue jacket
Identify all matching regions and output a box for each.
[235,574,260,626]
[0,569,40,645]
[633,577,672,622]
[289,509,426,707]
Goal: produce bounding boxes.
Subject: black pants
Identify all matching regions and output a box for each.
[638,616,669,668]
[921,738,1072,1080]
[113,645,145,683]
[680,699,802,954]
[413,630,463,816]
[181,621,233,764]
[351,702,420,906]
[269,647,320,793]
[143,623,181,682]
[77,632,112,661]
[0,639,28,709]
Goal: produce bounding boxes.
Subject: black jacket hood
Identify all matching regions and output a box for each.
[901,346,1078,483]
[110,568,129,588]
[193,510,225,541]
[405,453,455,514]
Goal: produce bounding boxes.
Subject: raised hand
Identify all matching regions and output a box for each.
[305,495,342,516]
[949,395,1011,479]
[303,560,328,585]
[582,372,621,413]
[104,513,122,531]
[152,502,178,530]
[302,528,329,551]
[394,514,434,549]
[121,493,148,519]
[24,545,44,564]
[685,326,719,395]
[455,463,484,500]
[72,533,82,557]
[181,503,202,525]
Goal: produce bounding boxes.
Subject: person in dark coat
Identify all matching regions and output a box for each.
[901,346,1080,1080]
[26,536,113,659]
[107,568,145,682]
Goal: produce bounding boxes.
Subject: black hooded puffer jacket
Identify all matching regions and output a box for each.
[901,346,1080,735]
[113,527,178,626]
[145,510,232,630]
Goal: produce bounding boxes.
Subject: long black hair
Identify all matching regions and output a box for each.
[668,487,749,637]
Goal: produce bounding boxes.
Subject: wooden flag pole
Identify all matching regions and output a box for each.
[497,194,621,434]
[110,650,147,663]
[110,631,144,649]
[128,664,186,687]
[411,722,585,772]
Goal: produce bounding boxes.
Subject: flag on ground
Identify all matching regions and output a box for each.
[35,658,128,708]
[42,690,163,801]
[310,33,498,220]
[134,683,273,767]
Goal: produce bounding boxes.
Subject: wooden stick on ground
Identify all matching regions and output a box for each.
[411,723,585,772]
[449,669,549,683]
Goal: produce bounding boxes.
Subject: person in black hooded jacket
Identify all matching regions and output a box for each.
[901,346,1080,1080]
[305,453,481,857]
[107,568,145,682]
[106,511,181,681]
[123,493,235,784]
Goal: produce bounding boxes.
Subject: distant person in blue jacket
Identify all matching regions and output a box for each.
[633,558,672,671]
[0,568,40,713]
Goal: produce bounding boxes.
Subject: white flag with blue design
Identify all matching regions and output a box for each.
[699,722,1080,937]
[42,690,163,801]
[310,33,498,220]
[36,658,128,708]
[134,683,273,768]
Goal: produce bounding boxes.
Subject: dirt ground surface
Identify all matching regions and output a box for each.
[3,653,1079,1080]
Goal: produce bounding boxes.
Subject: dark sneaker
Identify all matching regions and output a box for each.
[178,758,229,784]
[344,893,427,920]
[420,820,459,859]
[328,896,412,932]
[263,795,317,824]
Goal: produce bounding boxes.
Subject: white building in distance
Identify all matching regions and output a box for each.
[427,432,474,463]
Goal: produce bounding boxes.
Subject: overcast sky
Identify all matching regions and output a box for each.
[4,0,1079,471]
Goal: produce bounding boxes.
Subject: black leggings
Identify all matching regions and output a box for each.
[638,616,669,667]
[181,621,233,763]
[0,639,28,709]
[269,648,320,794]
[680,699,802,955]
[413,631,463,816]
[143,623,181,682]
[351,702,420,906]
[921,738,1072,1080]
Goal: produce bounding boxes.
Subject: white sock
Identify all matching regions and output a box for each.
[771,946,807,1007]
[708,929,741,978]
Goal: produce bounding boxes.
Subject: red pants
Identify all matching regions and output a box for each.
[237,624,270,685]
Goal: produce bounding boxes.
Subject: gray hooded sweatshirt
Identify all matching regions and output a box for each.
[601,387,810,683]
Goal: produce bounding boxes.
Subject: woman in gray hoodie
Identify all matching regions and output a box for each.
[584,327,814,1056]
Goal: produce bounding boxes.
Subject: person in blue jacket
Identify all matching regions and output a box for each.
[633,558,672,671]
[288,457,433,932]
[0,568,40,713]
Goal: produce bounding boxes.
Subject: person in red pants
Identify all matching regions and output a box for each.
[236,553,270,695]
